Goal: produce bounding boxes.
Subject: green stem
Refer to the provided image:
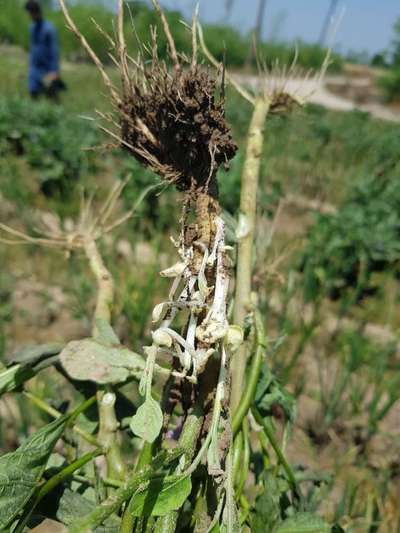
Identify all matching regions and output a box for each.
[257,429,271,472]
[14,448,103,533]
[236,419,250,498]
[231,96,271,411]
[40,449,103,499]
[70,441,196,532]
[232,432,243,483]
[252,407,300,498]
[239,494,251,525]
[24,391,60,418]
[70,469,174,532]
[143,410,203,533]
[103,477,125,488]
[24,391,100,447]
[97,388,127,481]
[232,311,265,436]
[84,237,126,484]
[135,441,154,472]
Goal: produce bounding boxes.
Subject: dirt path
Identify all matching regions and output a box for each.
[234,74,400,122]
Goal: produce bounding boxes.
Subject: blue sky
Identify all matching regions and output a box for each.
[160,0,400,55]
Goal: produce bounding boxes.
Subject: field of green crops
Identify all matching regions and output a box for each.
[1,43,400,531]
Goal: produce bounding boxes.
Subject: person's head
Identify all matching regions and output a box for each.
[24,0,42,21]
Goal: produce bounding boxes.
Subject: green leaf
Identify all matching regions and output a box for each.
[57,489,120,532]
[94,319,120,345]
[0,364,33,395]
[251,475,281,532]
[255,363,274,403]
[130,396,163,443]
[0,344,63,396]
[0,415,69,530]
[10,343,63,366]
[60,338,145,385]
[130,475,192,517]
[276,512,331,533]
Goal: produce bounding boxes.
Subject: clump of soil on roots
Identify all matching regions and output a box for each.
[120,65,237,194]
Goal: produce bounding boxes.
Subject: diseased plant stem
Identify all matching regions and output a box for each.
[71,424,213,533]
[158,410,203,530]
[83,237,126,481]
[154,513,176,533]
[231,96,271,411]
[84,237,114,329]
[70,449,185,533]
[236,418,250,498]
[123,410,204,533]
[97,388,127,481]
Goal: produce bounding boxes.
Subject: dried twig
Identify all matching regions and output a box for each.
[151,0,181,71]
[117,0,131,95]
[191,3,199,69]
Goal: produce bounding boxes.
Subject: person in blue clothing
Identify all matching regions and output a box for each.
[25,0,64,99]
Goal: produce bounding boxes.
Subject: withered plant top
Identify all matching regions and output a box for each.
[59,0,237,194]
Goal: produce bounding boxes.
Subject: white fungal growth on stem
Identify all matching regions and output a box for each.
[149,215,231,382]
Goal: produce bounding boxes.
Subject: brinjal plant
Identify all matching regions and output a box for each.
[0,1,340,531]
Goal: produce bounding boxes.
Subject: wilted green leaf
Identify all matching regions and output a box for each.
[57,489,120,532]
[0,415,69,530]
[0,344,63,396]
[276,512,331,533]
[0,364,33,395]
[60,338,145,385]
[257,384,296,423]
[95,319,120,345]
[130,396,163,443]
[255,363,274,403]
[9,343,63,366]
[255,365,296,423]
[130,475,192,517]
[0,344,62,395]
